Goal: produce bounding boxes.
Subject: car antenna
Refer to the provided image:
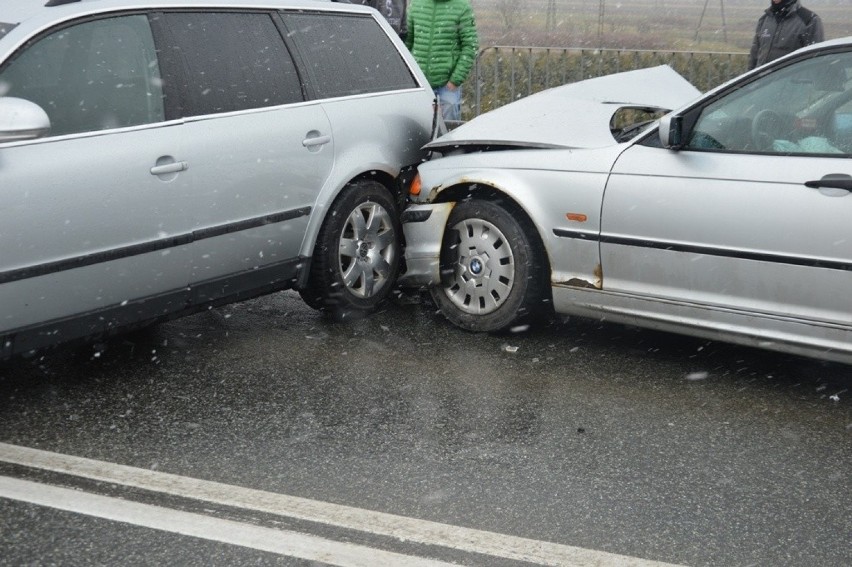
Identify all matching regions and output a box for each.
[46,0,82,7]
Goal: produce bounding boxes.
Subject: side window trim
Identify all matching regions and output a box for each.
[275,9,352,102]
[147,10,183,121]
[271,11,312,103]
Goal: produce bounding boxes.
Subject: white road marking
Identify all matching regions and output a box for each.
[0,476,456,567]
[0,442,686,567]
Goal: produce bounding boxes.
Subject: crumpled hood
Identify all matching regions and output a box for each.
[426,65,700,151]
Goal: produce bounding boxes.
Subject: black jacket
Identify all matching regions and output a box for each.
[749,1,825,69]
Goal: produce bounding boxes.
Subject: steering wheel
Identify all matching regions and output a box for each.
[751,109,785,152]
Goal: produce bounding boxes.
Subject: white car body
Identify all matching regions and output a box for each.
[402,41,852,364]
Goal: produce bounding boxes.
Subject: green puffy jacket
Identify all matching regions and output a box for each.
[405,0,479,88]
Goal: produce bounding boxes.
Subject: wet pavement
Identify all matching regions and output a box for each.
[1,290,850,566]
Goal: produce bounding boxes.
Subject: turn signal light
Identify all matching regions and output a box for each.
[409,173,422,197]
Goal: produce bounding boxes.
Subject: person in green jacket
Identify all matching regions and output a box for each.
[405,0,479,122]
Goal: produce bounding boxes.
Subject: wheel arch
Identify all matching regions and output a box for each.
[430,181,555,288]
[296,176,403,312]
[429,189,555,331]
[296,172,402,289]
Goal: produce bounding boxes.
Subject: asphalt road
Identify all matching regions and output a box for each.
[1,290,850,566]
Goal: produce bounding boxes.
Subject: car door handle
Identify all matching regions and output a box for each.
[302,134,331,148]
[805,174,852,192]
[150,161,188,176]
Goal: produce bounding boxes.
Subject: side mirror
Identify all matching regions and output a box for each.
[659,114,683,150]
[0,97,51,143]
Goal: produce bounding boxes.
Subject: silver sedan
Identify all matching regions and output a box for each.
[401,39,852,364]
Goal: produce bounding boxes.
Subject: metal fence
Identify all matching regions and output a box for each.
[462,46,749,120]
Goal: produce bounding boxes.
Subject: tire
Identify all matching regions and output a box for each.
[430,199,548,332]
[299,180,401,318]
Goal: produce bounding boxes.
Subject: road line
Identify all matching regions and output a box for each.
[0,442,685,567]
[0,476,457,567]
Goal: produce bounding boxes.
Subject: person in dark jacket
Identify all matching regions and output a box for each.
[406,0,478,122]
[749,0,824,69]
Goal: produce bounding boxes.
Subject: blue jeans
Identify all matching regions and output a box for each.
[434,84,462,122]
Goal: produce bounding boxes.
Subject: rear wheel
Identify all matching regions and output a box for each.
[430,199,548,332]
[299,180,401,318]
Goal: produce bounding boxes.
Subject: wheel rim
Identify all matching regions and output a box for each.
[337,201,397,299]
[441,217,515,315]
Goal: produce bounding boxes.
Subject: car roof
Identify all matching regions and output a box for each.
[760,35,852,66]
[0,0,369,53]
[1,0,348,29]
[808,35,852,50]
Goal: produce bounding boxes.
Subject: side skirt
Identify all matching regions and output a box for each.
[1,257,305,361]
[551,284,852,365]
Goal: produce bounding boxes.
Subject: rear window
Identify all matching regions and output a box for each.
[284,12,417,99]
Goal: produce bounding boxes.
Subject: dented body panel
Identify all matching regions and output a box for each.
[426,65,700,152]
[401,145,627,290]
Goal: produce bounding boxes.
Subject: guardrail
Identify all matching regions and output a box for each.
[463,46,749,120]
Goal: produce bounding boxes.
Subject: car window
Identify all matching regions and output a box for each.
[155,11,303,118]
[0,15,163,136]
[283,12,417,99]
[686,51,852,156]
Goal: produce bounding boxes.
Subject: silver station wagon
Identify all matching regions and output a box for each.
[401,39,852,364]
[0,0,438,359]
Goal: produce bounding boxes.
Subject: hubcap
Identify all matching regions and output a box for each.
[442,217,515,315]
[338,201,396,298]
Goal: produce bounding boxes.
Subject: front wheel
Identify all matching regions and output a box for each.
[300,180,401,318]
[430,199,548,332]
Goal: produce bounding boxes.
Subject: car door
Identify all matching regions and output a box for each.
[600,49,852,336]
[151,10,333,305]
[0,14,195,351]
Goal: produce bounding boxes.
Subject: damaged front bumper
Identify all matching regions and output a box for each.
[398,202,454,288]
